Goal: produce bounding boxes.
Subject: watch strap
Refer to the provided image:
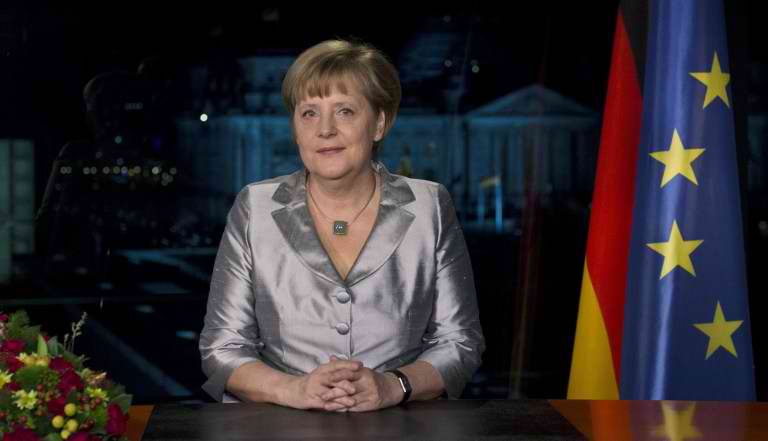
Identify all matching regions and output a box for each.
[386,369,412,405]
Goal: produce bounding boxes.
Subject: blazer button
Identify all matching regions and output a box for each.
[336,323,350,335]
[336,291,351,304]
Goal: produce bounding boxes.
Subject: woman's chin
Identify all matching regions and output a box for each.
[308,160,364,181]
[309,166,349,181]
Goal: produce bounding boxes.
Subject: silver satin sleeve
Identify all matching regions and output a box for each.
[416,184,485,398]
[199,189,263,402]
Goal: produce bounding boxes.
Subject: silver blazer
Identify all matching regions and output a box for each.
[200,162,485,402]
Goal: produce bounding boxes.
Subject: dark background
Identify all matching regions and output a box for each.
[1,2,767,404]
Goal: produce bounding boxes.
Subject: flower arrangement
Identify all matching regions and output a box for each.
[0,311,132,441]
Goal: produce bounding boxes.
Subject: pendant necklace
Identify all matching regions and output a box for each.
[307,173,378,236]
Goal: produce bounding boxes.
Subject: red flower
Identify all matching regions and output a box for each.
[0,313,8,322]
[47,395,67,416]
[106,404,129,436]
[1,426,40,441]
[1,354,23,373]
[49,357,75,375]
[0,339,25,354]
[4,381,20,392]
[58,370,84,395]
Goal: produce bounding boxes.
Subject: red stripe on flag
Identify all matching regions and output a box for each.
[585,11,643,381]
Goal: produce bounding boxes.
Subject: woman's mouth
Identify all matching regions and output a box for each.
[317,147,345,155]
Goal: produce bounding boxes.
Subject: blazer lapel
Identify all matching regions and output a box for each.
[271,170,346,286]
[345,162,415,286]
[270,162,416,288]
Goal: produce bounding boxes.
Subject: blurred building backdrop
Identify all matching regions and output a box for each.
[1,3,766,403]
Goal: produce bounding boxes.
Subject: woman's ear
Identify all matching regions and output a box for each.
[374,111,386,142]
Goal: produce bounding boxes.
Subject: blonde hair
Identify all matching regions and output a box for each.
[282,39,401,150]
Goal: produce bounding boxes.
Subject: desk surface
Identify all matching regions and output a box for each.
[127,399,768,441]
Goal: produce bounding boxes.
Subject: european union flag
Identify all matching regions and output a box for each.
[620,0,755,400]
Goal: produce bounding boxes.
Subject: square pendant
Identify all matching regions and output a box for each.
[333,221,348,235]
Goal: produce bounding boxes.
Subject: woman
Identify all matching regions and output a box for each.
[200,39,484,412]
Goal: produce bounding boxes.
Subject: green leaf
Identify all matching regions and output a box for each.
[66,388,79,403]
[47,336,60,357]
[44,434,63,441]
[8,310,30,328]
[13,365,48,390]
[106,382,126,398]
[31,414,49,433]
[7,324,41,350]
[111,393,133,413]
[61,351,84,370]
[90,405,108,431]
[37,334,49,357]
[0,389,11,407]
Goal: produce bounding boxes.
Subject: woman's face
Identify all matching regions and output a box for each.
[293,81,385,182]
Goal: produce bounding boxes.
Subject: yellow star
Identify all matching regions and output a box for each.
[690,52,730,108]
[651,403,701,441]
[693,301,743,359]
[650,130,705,187]
[646,221,703,279]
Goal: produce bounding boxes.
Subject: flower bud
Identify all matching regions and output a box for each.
[65,418,79,432]
[52,415,65,429]
[64,403,77,416]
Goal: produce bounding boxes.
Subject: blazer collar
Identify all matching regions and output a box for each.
[270,161,415,287]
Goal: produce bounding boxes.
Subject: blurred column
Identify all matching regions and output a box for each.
[0,138,34,284]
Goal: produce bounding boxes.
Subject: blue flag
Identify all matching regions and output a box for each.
[620,0,755,400]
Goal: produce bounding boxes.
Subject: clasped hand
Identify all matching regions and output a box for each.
[289,356,403,412]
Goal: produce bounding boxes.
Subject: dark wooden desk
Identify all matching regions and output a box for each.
[127,399,768,440]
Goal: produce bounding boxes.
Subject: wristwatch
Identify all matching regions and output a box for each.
[386,369,412,405]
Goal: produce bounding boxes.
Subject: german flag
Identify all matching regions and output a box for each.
[567,0,646,400]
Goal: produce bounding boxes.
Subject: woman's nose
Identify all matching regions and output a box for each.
[318,115,337,137]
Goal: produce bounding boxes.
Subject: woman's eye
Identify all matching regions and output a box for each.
[301,110,316,118]
[338,108,354,116]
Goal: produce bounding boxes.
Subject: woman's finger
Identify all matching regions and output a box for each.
[330,360,364,371]
[321,386,353,401]
[329,380,356,395]
[328,369,361,384]
[324,401,348,412]
[330,396,356,408]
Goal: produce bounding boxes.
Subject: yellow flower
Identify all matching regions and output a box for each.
[86,386,109,400]
[16,353,50,367]
[33,355,50,367]
[13,389,38,410]
[17,352,35,366]
[0,369,12,389]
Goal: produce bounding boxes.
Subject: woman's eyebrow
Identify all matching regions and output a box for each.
[298,100,358,109]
